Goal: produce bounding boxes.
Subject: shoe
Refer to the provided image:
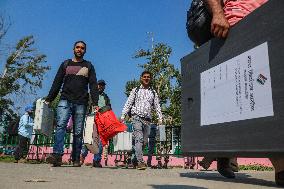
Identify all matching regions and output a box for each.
[137,162,147,170]
[217,158,235,179]
[189,163,196,169]
[230,160,239,172]
[275,171,284,187]
[93,161,102,168]
[198,158,214,170]
[132,159,138,169]
[80,155,85,166]
[73,161,81,167]
[157,162,163,169]
[46,154,62,167]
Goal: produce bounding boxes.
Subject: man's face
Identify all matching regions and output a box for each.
[98,84,105,93]
[27,110,34,115]
[73,42,86,58]
[141,73,151,86]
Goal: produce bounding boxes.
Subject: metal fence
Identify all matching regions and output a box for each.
[0,126,182,159]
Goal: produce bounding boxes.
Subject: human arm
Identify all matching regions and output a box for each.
[120,88,137,121]
[88,63,99,107]
[45,63,65,103]
[153,90,163,125]
[205,0,230,38]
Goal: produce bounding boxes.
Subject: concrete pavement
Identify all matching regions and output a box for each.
[0,162,281,189]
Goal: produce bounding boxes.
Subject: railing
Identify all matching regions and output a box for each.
[0,125,182,158]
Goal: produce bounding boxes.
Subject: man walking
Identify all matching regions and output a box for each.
[45,41,99,167]
[81,79,111,167]
[121,71,163,170]
[14,104,34,163]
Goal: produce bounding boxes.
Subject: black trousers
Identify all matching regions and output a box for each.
[14,135,30,160]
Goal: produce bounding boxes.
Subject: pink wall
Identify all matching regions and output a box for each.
[27,145,273,168]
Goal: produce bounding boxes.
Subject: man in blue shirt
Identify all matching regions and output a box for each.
[14,104,34,162]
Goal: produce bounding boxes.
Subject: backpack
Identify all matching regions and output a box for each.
[186,0,213,46]
[127,87,156,118]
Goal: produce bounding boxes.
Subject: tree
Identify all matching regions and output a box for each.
[0,35,50,115]
[0,15,11,45]
[125,43,181,126]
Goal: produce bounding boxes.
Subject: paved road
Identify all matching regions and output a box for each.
[0,162,281,189]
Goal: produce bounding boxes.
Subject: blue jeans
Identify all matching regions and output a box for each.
[53,100,87,162]
[81,140,103,162]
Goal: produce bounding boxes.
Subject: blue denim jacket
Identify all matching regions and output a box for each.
[18,113,34,139]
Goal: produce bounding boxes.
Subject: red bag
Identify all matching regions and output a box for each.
[95,110,127,146]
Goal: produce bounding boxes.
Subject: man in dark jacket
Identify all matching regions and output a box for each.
[81,79,111,167]
[45,41,99,167]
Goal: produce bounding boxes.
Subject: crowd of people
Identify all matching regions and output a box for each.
[13,41,166,170]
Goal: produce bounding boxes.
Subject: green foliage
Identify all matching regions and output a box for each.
[0,35,50,115]
[124,80,140,97]
[0,155,14,163]
[125,43,181,125]
[239,164,274,171]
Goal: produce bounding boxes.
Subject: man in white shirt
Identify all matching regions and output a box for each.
[121,71,163,170]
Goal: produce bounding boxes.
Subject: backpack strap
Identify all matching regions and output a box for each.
[150,87,156,106]
[132,87,140,107]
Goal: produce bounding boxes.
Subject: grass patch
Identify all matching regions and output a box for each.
[0,155,15,163]
[239,164,274,171]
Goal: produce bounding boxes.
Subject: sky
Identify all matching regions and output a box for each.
[0,0,194,115]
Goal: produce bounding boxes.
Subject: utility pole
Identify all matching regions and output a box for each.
[146,31,154,50]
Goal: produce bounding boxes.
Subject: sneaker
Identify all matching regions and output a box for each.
[275,171,284,187]
[217,158,235,179]
[46,154,62,167]
[137,162,147,170]
[93,161,102,168]
[73,161,81,167]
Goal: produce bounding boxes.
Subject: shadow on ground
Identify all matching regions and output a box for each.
[180,172,279,188]
[150,185,207,189]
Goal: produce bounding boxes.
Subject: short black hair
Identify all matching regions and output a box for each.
[74,41,87,50]
[141,70,152,78]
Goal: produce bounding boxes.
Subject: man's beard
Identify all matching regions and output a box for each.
[74,51,85,59]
